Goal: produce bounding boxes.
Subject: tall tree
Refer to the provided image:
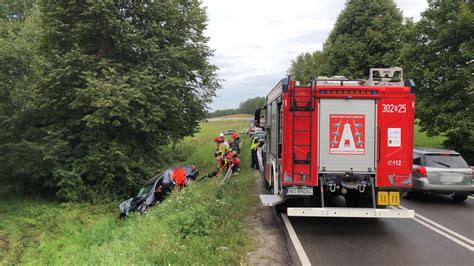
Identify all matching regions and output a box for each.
[323,0,404,78]
[404,0,474,164]
[289,51,325,84]
[1,1,220,201]
[0,3,42,191]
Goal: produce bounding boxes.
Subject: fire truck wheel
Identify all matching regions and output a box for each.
[451,194,468,202]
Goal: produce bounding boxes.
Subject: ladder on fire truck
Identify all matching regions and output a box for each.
[259,78,315,207]
[289,79,314,184]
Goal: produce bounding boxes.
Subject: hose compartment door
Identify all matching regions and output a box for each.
[318,99,376,172]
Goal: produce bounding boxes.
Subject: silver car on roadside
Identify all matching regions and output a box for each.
[405,147,474,202]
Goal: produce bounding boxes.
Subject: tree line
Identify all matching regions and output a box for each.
[289,0,473,164]
[0,1,220,201]
[207,96,266,118]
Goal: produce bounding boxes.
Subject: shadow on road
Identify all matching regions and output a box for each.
[404,192,472,206]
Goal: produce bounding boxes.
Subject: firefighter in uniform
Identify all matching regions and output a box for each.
[229,133,242,175]
[250,136,258,169]
[214,136,229,170]
[229,133,242,155]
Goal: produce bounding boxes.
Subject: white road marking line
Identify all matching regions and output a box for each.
[281,213,312,266]
[392,206,474,252]
[398,205,474,246]
[411,216,474,252]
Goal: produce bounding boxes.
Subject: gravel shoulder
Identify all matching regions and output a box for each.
[245,170,290,265]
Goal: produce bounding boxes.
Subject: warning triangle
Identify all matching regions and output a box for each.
[338,123,356,150]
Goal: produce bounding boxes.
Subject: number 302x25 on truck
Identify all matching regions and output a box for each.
[255,68,416,218]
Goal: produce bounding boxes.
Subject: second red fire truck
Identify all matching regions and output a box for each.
[255,68,415,218]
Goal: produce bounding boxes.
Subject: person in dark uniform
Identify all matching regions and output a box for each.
[229,133,242,155]
[250,136,258,169]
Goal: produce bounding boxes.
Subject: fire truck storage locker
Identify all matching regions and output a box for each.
[318,99,376,173]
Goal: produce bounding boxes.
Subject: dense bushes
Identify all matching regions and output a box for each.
[0,1,220,201]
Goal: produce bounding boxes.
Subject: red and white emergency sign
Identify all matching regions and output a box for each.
[329,114,365,155]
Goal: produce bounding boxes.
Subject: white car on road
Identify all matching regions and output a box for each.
[406,147,474,202]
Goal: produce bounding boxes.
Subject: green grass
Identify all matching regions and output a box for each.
[414,124,445,147]
[0,120,255,265]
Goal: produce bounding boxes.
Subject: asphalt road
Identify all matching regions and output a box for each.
[284,194,474,265]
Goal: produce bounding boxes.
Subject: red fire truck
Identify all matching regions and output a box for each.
[255,68,415,218]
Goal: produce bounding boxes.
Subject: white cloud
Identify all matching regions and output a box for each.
[203,0,428,110]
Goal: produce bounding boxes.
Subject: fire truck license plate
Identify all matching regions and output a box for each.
[286,187,313,196]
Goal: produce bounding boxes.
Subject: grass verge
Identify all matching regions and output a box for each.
[414,124,445,147]
[0,120,255,265]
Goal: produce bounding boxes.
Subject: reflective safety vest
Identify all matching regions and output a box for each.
[250,137,258,150]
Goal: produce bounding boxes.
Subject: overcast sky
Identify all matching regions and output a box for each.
[202,0,428,110]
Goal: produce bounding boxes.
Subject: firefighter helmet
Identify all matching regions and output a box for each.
[233,157,241,166]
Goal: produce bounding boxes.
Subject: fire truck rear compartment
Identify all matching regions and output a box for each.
[318,99,376,173]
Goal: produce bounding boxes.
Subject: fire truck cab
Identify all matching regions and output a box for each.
[256,68,415,218]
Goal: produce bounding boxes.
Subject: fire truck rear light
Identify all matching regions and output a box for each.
[415,166,427,177]
[389,175,411,186]
[371,90,378,95]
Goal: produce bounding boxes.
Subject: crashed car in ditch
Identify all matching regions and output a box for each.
[119,165,199,217]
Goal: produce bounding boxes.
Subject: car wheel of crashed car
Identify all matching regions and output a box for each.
[451,193,468,202]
